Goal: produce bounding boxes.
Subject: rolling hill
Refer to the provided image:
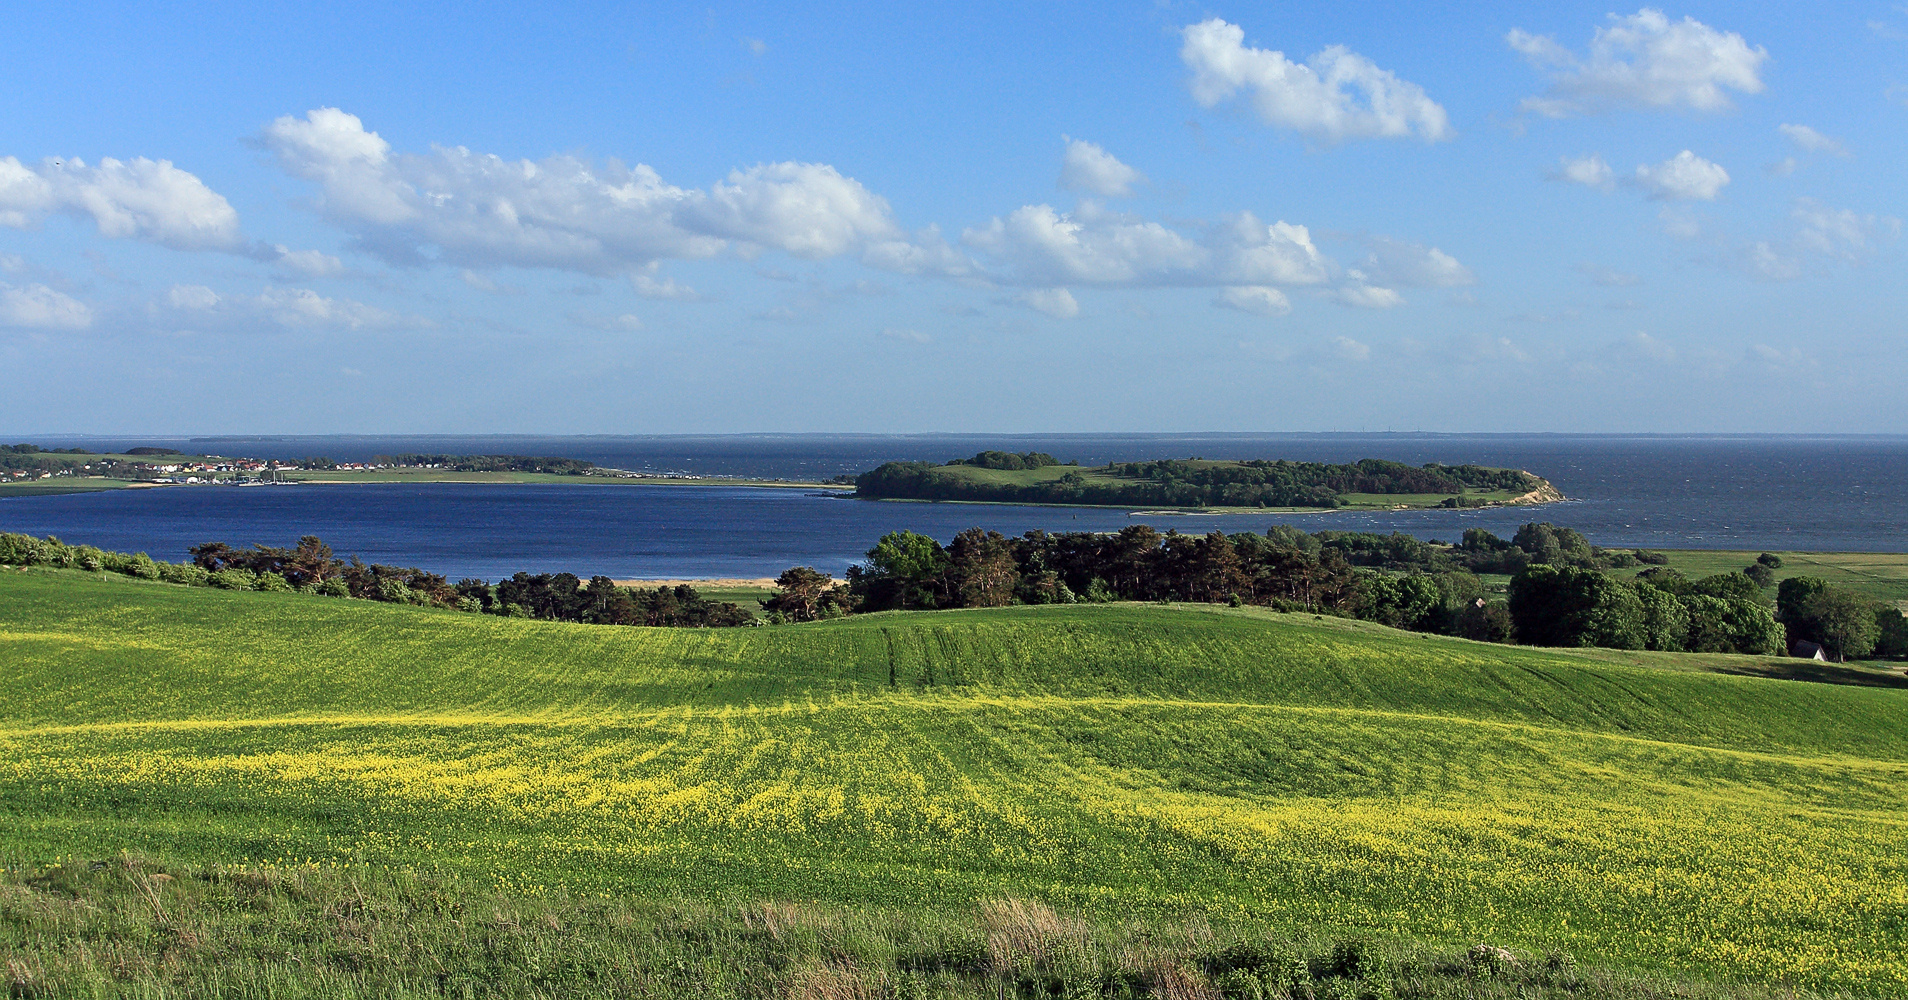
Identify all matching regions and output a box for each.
[2,568,1905,995]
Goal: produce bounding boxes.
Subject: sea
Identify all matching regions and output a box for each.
[2,434,1903,581]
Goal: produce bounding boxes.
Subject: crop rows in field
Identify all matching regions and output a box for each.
[2,569,1907,991]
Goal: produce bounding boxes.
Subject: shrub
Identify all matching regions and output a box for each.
[376,578,414,604]
[1634,550,1669,565]
[159,563,210,587]
[208,568,257,590]
[122,552,164,579]
[315,579,351,598]
[253,571,292,592]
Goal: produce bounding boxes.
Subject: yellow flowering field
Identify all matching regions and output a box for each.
[1,569,1905,992]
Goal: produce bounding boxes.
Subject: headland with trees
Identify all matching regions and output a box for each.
[854,451,1563,510]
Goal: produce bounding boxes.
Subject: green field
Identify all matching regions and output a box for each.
[3,568,1907,996]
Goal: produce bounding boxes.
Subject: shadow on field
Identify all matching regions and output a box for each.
[1711,661,1908,689]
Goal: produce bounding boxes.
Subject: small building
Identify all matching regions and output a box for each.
[1791,640,1834,662]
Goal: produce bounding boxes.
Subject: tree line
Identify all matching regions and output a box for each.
[760,522,1906,660]
[855,455,1545,509]
[4,525,1901,660]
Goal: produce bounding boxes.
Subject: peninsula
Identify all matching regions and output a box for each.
[854,450,1564,511]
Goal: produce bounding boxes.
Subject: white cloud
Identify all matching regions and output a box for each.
[1017,287,1078,318]
[629,272,701,300]
[878,326,931,344]
[1355,236,1474,287]
[1509,9,1766,116]
[1329,283,1404,309]
[960,204,1335,293]
[166,284,220,310]
[1552,154,1614,190]
[1180,19,1452,143]
[1330,336,1372,361]
[255,287,400,328]
[1790,199,1900,262]
[260,107,902,274]
[1620,331,1677,363]
[569,310,644,332]
[741,37,767,56]
[1059,137,1144,198]
[964,203,1202,285]
[1778,123,1848,156]
[1632,151,1729,200]
[155,282,405,329]
[0,154,242,250]
[1767,156,1797,177]
[1576,263,1641,286]
[1215,285,1291,316]
[861,225,976,278]
[1657,205,1703,239]
[0,253,23,272]
[0,282,91,329]
[268,246,344,276]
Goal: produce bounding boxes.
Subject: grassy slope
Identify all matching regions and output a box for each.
[894,462,1532,510]
[2,570,1907,991]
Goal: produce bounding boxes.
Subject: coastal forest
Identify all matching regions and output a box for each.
[855,452,1552,509]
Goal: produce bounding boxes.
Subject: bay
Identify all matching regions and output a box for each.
[3,434,1904,580]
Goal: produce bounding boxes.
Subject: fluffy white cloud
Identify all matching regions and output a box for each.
[1017,287,1078,318]
[254,287,400,328]
[1059,137,1144,197]
[1330,336,1372,361]
[568,310,644,332]
[1330,283,1404,309]
[1509,9,1766,116]
[267,246,345,276]
[154,282,406,329]
[625,273,697,300]
[961,204,1339,293]
[0,155,241,250]
[1633,151,1729,200]
[861,225,976,278]
[1355,236,1474,287]
[1790,199,1900,261]
[166,284,220,310]
[260,107,902,274]
[1215,285,1291,316]
[963,203,1202,284]
[1180,19,1452,143]
[1553,154,1614,190]
[1778,123,1848,156]
[1576,263,1641,286]
[0,282,91,329]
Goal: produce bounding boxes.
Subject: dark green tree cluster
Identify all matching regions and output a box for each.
[476,573,752,626]
[1776,576,1905,661]
[1,532,754,628]
[1506,565,1785,654]
[855,456,1543,509]
[3,444,92,455]
[374,454,597,474]
[943,450,1063,471]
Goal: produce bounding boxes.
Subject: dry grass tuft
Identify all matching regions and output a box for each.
[979,897,1087,974]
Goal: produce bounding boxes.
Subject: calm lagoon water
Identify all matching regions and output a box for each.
[4,434,1904,580]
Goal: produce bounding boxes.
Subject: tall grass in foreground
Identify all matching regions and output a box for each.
[1,854,1845,1000]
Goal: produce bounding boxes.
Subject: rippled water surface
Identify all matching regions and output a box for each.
[5,434,1903,579]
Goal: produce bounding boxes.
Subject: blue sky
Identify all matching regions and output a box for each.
[1,1,1903,434]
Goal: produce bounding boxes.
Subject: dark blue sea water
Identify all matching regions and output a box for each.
[4,435,1904,580]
